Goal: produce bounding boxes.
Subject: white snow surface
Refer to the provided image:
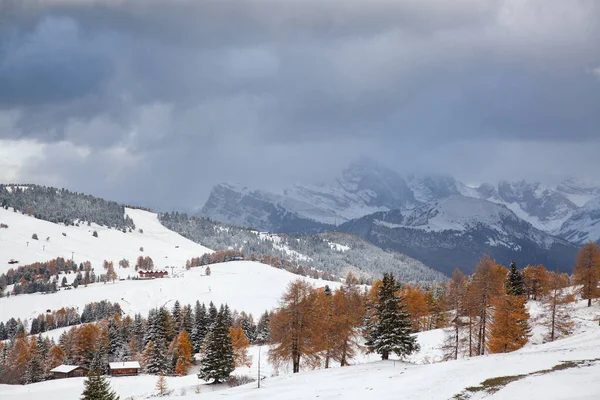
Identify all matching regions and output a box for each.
[2,300,599,400]
[0,207,212,276]
[0,261,341,322]
[556,196,600,244]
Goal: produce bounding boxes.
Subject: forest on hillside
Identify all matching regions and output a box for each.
[0,185,134,229]
[159,212,446,283]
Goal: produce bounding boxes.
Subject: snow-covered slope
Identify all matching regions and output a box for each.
[200,159,465,231]
[0,261,340,322]
[339,196,578,275]
[556,178,600,206]
[556,197,600,245]
[2,300,599,400]
[473,181,579,232]
[199,159,592,236]
[0,207,212,276]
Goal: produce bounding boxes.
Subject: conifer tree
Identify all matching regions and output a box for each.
[365,273,419,360]
[268,280,322,373]
[174,330,193,376]
[24,337,44,384]
[573,242,600,307]
[181,305,193,336]
[171,301,182,333]
[142,340,169,374]
[207,302,218,329]
[443,268,468,361]
[229,326,250,367]
[506,261,526,296]
[523,264,550,300]
[543,272,575,342]
[255,311,271,345]
[330,283,364,366]
[470,256,506,355]
[198,311,235,383]
[107,319,125,361]
[81,370,119,400]
[191,302,208,353]
[239,312,257,343]
[488,294,530,353]
[155,373,168,397]
[47,345,66,370]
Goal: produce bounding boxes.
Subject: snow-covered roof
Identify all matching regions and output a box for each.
[109,361,141,370]
[50,365,82,373]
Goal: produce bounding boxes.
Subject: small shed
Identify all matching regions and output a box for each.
[50,365,89,379]
[109,361,141,376]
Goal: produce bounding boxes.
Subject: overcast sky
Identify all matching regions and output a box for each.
[0,0,599,210]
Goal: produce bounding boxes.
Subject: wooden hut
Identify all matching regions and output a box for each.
[49,365,89,379]
[108,361,141,376]
[138,270,168,279]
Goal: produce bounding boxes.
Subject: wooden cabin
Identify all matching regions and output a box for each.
[108,361,141,376]
[49,365,89,379]
[138,270,168,279]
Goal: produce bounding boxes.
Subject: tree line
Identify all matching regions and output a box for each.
[0,299,268,385]
[0,184,134,229]
[0,301,122,340]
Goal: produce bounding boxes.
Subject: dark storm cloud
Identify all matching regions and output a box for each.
[1,0,599,208]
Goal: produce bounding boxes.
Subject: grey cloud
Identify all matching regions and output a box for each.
[0,0,599,208]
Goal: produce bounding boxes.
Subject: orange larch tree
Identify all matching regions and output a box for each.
[573,242,600,307]
[523,264,550,300]
[488,294,530,354]
[471,255,507,355]
[174,330,194,375]
[543,271,575,342]
[268,280,322,373]
[330,283,365,366]
[229,326,250,367]
[402,285,429,332]
[443,268,468,360]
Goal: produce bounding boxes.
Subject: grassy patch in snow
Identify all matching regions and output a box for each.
[454,358,600,399]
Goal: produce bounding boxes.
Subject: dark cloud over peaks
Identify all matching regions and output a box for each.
[0,0,599,209]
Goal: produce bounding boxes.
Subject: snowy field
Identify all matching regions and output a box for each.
[2,301,599,400]
[0,207,212,276]
[0,260,342,322]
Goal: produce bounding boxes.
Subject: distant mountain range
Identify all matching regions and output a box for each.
[199,159,600,273]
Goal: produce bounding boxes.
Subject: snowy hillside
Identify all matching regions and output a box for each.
[2,299,599,400]
[0,207,212,276]
[0,261,340,322]
[556,197,600,245]
[555,178,600,206]
[473,180,578,232]
[339,196,578,274]
[159,212,446,282]
[199,159,598,236]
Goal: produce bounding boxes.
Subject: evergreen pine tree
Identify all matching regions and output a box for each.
[107,319,125,361]
[506,261,526,296]
[24,339,45,384]
[207,302,218,328]
[181,305,193,335]
[142,340,169,375]
[365,273,419,360]
[191,302,208,353]
[81,370,119,400]
[255,311,271,345]
[240,313,257,343]
[198,311,235,383]
[171,301,182,333]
